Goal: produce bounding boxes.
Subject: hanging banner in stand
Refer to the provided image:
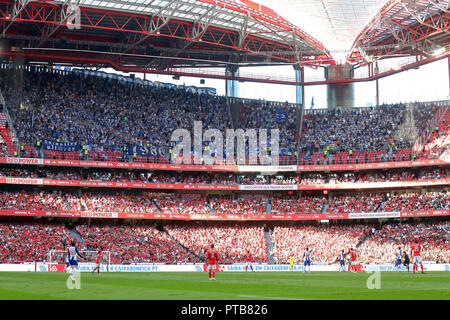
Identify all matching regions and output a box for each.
[42,141,79,152]
[68,68,217,95]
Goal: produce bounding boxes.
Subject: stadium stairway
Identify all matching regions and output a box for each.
[321,203,329,214]
[264,229,275,264]
[161,227,203,261]
[210,203,217,214]
[266,198,271,214]
[68,227,92,250]
[356,227,378,249]
[393,103,419,148]
[0,113,17,156]
[374,198,388,212]
[63,201,93,250]
[151,199,163,213]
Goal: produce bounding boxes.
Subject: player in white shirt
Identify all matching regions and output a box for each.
[303,247,312,273]
[67,241,87,281]
[339,250,346,272]
[394,247,402,272]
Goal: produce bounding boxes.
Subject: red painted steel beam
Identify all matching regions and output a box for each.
[0,0,332,65]
[349,0,449,64]
[2,49,448,86]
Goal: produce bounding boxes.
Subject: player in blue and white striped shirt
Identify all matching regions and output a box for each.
[303,248,312,273]
[67,241,87,280]
[339,250,346,272]
[394,247,402,272]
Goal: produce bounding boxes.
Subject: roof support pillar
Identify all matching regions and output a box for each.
[376,78,380,106]
[225,64,239,98]
[326,64,355,109]
[294,64,304,163]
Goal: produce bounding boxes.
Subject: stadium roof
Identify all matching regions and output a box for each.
[0,0,448,82]
[254,0,450,63]
[254,0,389,61]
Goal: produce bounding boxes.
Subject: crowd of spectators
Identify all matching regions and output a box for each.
[0,136,7,157]
[1,167,448,186]
[272,224,372,264]
[0,190,159,213]
[0,221,77,263]
[209,195,267,215]
[76,223,199,264]
[151,193,212,215]
[239,102,297,155]
[165,222,267,264]
[325,194,384,214]
[0,190,448,215]
[380,192,450,212]
[413,105,440,141]
[300,105,411,155]
[1,68,446,165]
[300,168,449,184]
[271,195,327,214]
[0,167,237,185]
[357,222,449,263]
[2,68,232,159]
[0,219,448,265]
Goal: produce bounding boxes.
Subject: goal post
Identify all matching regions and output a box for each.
[47,250,111,272]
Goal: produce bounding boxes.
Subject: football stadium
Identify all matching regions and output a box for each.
[0,0,449,304]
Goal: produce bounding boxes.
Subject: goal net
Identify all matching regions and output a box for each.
[47,250,111,272]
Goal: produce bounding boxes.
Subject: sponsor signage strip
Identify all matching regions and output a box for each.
[1,263,449,272]
[297,159,449,171]
[1,157,448,173]
[0,177,448,191]
[0,209,447,221]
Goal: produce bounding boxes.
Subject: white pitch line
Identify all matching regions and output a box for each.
[238,294,309,300]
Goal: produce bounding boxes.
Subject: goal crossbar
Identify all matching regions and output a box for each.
[48,250,111,272]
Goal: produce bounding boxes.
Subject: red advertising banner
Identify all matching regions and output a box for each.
[0,209,447,220]
[400,209,450,218]
[0,177,239,190]
[1,157,448,173]
[1,157,43,165]
[0,209,349,220]
[48,264,66,272]
[0,177,448,191]
[296,178,450,190]
[44,159,237,172]
[0,157,237,171]
[297,159,449,172]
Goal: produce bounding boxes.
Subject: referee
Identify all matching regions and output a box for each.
[403,251,410,272]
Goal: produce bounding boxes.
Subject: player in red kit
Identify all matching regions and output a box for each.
[92,250,101,275]
[206,244,218,280]
[411,240,424,274]
[245,251,254,272]
[349,248,357,272]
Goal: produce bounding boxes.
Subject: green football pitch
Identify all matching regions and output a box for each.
[0,271,448,300]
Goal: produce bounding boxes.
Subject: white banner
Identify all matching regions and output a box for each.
[1,263,448,272]
[238,165,297,172]
[348,211,400,219]
[238,184,297,191]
